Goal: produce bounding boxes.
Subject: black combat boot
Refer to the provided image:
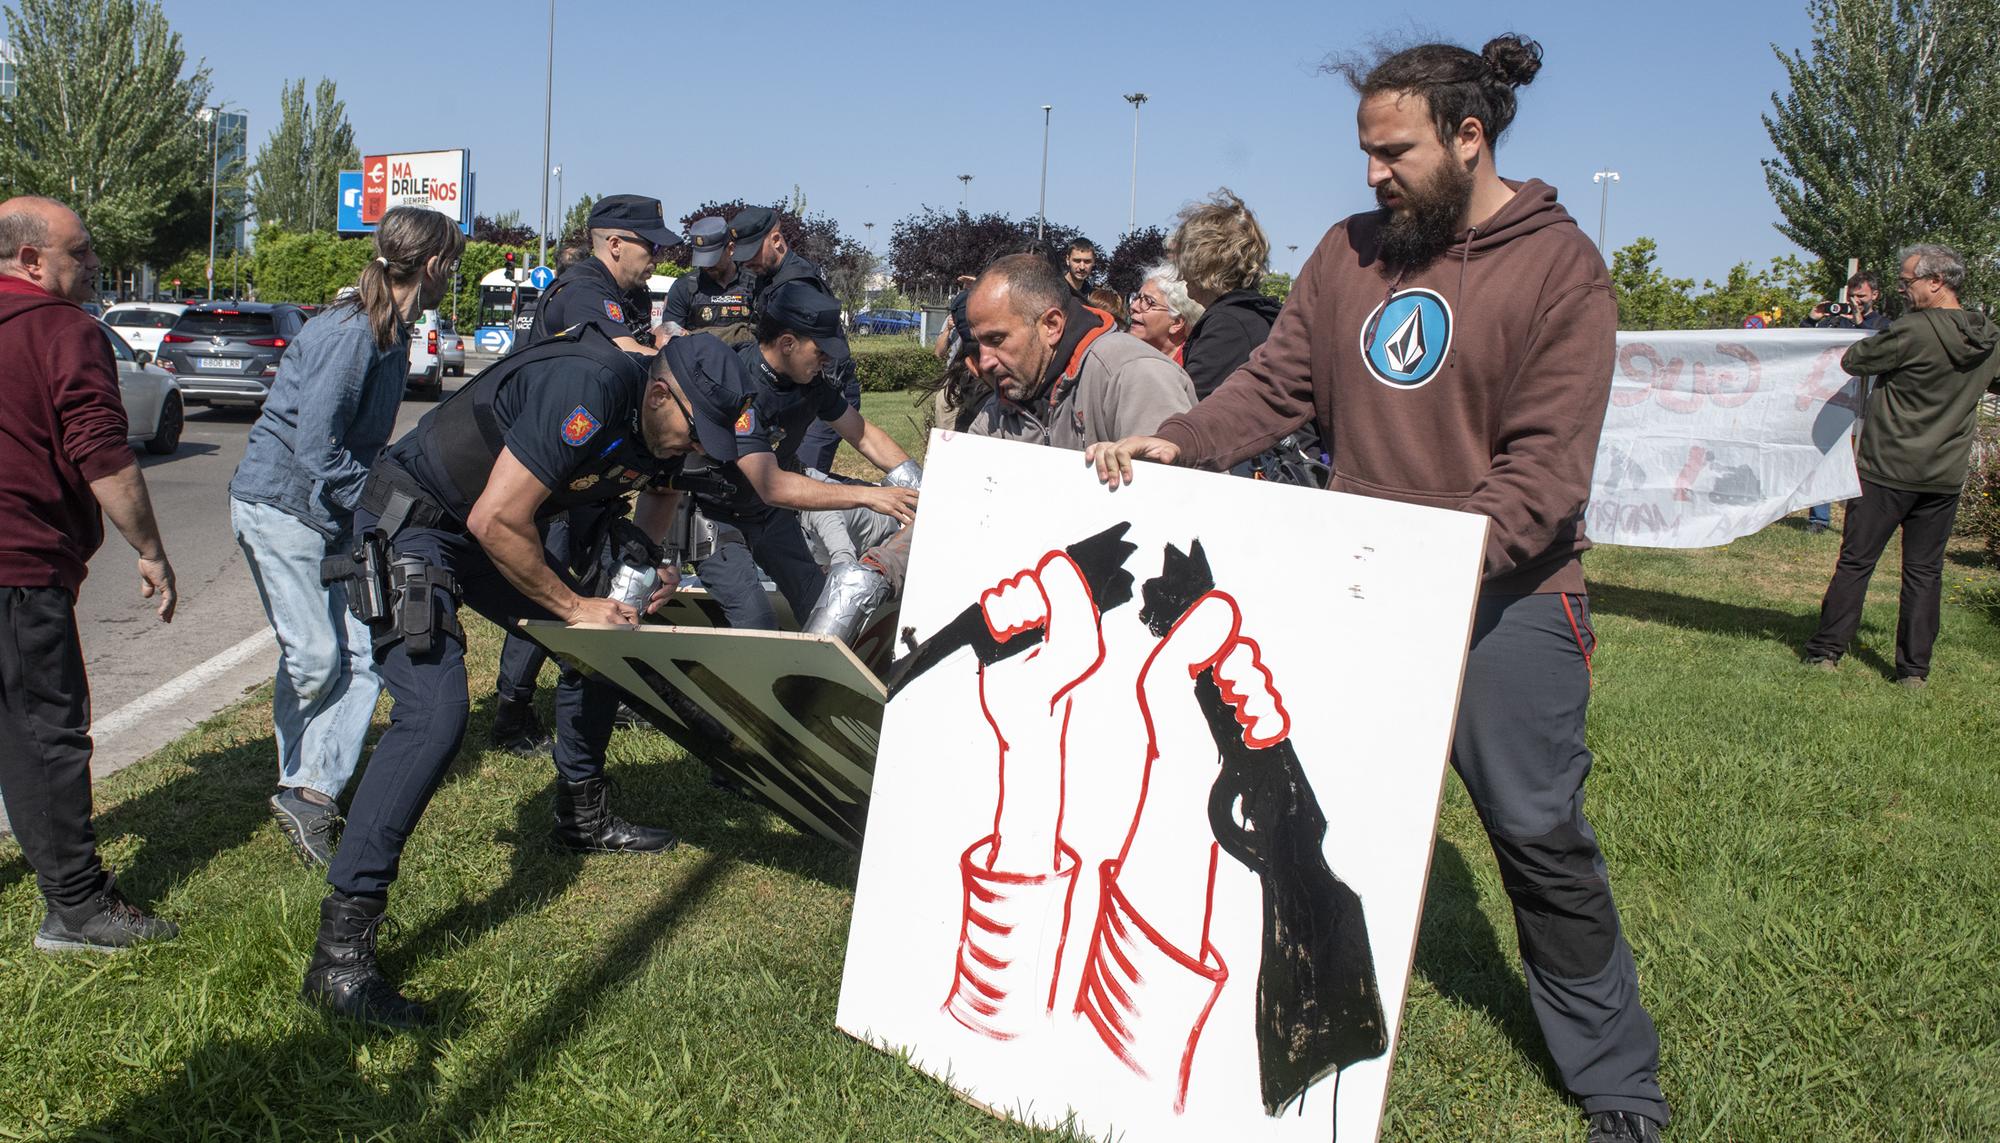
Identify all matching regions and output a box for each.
[550,776,678,853]
[300,892,427,1030]
[489,695,550,754]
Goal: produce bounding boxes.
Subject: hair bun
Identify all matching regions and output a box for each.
[1481,34,1543,87]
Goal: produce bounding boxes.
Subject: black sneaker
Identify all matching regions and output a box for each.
[1586,1110,1662,1143]
[35,883,179,953]
[1806,521,1829,534]
[270,786,343,866]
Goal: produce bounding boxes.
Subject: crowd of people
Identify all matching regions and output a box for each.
[3,26,1996,1143]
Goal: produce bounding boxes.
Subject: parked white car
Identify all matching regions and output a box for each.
[97,320,184,455]
[406,309,445,401]
[102,302,188,356]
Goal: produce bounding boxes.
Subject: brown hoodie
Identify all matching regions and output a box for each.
[1154,178,1615,596]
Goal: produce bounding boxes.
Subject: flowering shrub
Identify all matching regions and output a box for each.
[1956,416,2000,566]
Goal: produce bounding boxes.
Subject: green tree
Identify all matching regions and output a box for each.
[1609,238,1699,330]
[249,227,372,305]
[558,194,594,249]
[1763,0,2000,304]
[247,77,358,234]
[0,0,212,269]
[1260,272,1293,302]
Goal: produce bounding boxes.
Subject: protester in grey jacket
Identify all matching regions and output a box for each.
[803,254,1195,641]
[965,255,1196,449]
[227,208,463,864]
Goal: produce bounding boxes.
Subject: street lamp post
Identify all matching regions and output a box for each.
[864,221,875,248]
[537,0,555,269]
[957,173,973,210]
[1592,168,1621,256]
[201,106,234,301]
[1037,104,1052,242]
[1122,92,1147,232]
[551,164,564,249]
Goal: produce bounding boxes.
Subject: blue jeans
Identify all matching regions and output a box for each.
[230,498,381,800]
[1808,503,1831,527]
[693,510,827,630]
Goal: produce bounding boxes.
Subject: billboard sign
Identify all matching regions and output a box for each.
[336,170,375,234]
[360,149,472,234]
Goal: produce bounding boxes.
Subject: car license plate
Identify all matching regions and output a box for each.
[196,357,244,370]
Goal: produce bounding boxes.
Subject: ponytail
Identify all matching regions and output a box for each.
[330,207,468,349]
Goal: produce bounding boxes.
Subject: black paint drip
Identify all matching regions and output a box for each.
[886,522,1139,698]
[1141,541,1387,1119]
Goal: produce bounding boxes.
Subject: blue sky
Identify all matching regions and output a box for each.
[157,0,1816,281]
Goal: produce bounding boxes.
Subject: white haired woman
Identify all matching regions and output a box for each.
[1129,262,1204,366]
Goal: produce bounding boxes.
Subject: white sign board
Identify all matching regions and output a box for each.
[360,149,471,233]
[1587,329,1868,547]
[838,432,1489,1142]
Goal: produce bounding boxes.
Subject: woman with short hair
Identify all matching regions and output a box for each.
[1129,262,1204,365]
[228,207,465,865]
[1170,188,1284,398]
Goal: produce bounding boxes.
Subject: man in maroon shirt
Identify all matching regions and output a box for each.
[0,196,180,953]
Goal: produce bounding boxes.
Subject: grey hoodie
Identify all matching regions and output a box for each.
[1842,308,2000,493]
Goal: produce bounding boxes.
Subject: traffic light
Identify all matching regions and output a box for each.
[505,252,519,283]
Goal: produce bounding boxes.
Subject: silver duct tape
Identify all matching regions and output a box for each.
[804,561,891,642]
[882,460,924,489]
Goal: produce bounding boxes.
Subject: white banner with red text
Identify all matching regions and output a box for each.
[1587,329,1869,548]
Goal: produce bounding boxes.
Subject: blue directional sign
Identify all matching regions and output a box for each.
[529,265,555,290]
[336,171,375,234]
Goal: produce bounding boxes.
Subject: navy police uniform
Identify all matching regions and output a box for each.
[684,334,852,630]
[728,207,861,473]
[663,216,757,336]
[327,328,742,900]
[494,195,681,720]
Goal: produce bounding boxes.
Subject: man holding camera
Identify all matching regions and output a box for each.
[1803,244,1999,687]
[1798,271,1892,532]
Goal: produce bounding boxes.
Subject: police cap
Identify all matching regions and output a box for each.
[587,194,682,248]
[727,206,779,260]
[687,216,729,269]
[763,282,845,358]
[662,334,752,460]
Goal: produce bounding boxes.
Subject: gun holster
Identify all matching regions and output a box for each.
[321,530,393,627]
[384,556,463,657]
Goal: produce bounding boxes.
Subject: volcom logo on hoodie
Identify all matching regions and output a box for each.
[1359,288,1453,389]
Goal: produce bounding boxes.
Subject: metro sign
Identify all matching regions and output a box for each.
[361,156,388,222]
[359,150,470,232]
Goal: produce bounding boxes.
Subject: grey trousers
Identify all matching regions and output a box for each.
[1453,592,1668,1125]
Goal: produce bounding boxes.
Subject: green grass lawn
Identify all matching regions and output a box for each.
[1,476,1995,1139]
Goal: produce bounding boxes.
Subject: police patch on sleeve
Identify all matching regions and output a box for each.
[735,406,757,434]
[603,299,625,323]
[562,405,602,446]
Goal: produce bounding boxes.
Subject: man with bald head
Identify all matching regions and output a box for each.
[0,196,179,953]
[804,253,1193,639]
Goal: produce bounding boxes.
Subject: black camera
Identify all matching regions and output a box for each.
[1824,301,1853,317]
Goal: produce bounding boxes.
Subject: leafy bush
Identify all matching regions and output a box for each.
[250,228,375,305]
[854,341,940,392]
[1954,420,2000,566]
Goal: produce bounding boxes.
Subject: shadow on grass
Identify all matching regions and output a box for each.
[0,736,273,910]
[68,855,728,1141]
[1587,581,1902,678]
[1413,837,1564,1093]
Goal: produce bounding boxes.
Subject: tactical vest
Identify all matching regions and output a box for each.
[388,325,667,523]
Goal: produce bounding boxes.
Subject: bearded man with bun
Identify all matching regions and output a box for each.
[1090,34,1670,1142]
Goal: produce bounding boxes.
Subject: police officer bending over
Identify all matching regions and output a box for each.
[728,206,862,474]
[491,194,681,752]
[686,284,918,631]
[305,328,749,1029]
[660,216,757,342]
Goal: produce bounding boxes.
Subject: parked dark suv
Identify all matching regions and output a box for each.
[157,302,311,406]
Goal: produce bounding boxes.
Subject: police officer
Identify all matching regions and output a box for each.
[303,329,750,1029]
[660,216,757,342]
[520,193,677,350]
[491,194,681,750]
[727,206,862,474]
[685,285,919,631]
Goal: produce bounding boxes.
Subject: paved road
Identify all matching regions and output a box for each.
[50,354,496,804]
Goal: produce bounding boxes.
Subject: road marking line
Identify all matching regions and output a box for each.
[92,628,276,744]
